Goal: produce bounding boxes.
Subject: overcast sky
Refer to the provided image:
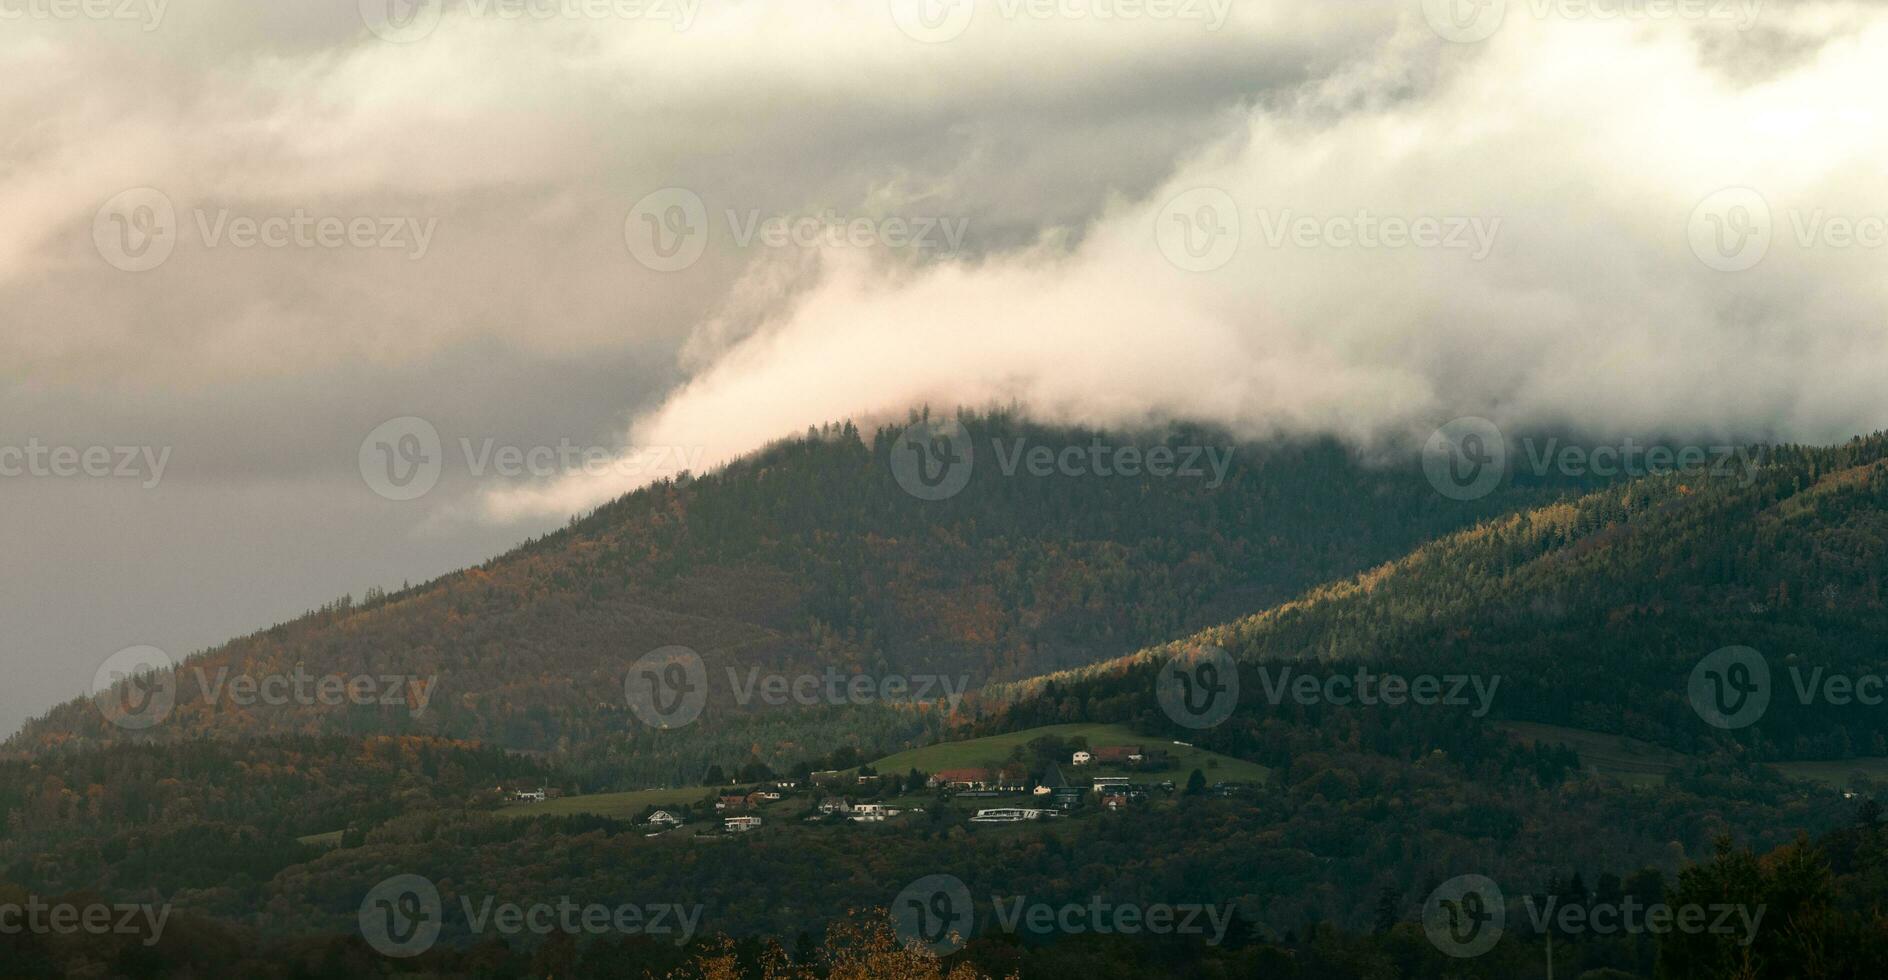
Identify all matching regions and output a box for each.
[5,0,1887,737]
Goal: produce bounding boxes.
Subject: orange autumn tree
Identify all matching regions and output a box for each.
[671,910,1011,980]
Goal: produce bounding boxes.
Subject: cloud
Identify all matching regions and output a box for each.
[482,5,1888,521]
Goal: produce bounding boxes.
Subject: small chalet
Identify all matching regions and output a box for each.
[1071,751,1093,766]
[646,810,684,828]
[716,795,748,810]
[725,815,762,832]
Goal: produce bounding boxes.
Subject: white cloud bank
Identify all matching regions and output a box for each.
[481,5,1888,521]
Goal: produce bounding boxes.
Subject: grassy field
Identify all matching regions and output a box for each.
[498,785,715,820]
[1771,758,1888,790]
[1500,720,1888,792]
[1497,721,1689,787]
[869,722,1272,785]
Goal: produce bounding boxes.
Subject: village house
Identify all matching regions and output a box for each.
[1101,794,1128,811]
[645,810,684,828]
[1091,745,1145,765]
[716,795,748,810]
[511,788,547,803]
[847,803,899,822]
[1070,750,1093,766]
[927,767,997,791]
[817,798,852,815]
[1092,776,1131,794]
[724,815,762,833]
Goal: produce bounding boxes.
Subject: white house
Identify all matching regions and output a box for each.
[725,815,762,832]
[847,803,899,822]
[970,808,1047,823]
[646,810,684,827]
[512,788,547,803]
[1071,751,1093,766]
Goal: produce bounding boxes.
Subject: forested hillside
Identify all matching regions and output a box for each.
[8,412,1576,786]
[993,433,1888,763]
